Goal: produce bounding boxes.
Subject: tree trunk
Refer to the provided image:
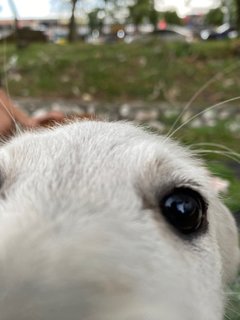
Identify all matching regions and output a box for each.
[236,0,240,34]
[68,0,78,42]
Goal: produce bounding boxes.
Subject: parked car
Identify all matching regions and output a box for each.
[86,29,126,44]
[200,23,238,40]
[125,26,194,43]
[152,26,194,42]
[49,30,68,44]
[0,27,48,47]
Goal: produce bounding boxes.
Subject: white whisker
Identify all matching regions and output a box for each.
[3,39,10,97]
[225,304,240,318]
[167,62,240,137]
[0,97,22,135]
[192,149,240,165]
[190,143,240,159]
[167,96,240,139]
[0,39,22,137]
[224,313,231,320]
[225,291,240,297]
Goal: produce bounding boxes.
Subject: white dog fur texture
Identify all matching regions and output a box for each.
[0,120,239,320]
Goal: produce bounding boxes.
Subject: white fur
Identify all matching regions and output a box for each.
[0,121,238,320]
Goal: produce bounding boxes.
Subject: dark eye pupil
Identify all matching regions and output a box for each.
[161,188,205,234]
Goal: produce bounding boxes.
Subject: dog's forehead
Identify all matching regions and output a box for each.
[2,121,211,194]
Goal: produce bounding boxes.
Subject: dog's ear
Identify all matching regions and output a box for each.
[209,176,229,194]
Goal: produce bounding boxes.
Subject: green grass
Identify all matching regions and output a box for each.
[0,40,240,103]
[226,278,240,320]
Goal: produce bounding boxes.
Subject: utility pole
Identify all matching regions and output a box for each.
[7,0,20,45]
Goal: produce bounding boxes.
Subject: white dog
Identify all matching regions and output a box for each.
[0,120,238,320]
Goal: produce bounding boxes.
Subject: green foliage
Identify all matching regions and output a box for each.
[162,11,183,25]
[205,7,224,26]
[149,7,158,28]
[128,0,158,28]
[88,9,104,32]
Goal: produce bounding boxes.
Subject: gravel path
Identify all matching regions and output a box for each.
[16,97,240,135]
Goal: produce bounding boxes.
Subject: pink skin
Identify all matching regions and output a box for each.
[0,89,65,136]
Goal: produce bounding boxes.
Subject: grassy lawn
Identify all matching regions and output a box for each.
[1,39,240,104]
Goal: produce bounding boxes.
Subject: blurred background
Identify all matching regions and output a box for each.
[0,1,240,318]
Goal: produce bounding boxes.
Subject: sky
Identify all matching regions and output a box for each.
[0,0,220,19]
[156,0,221,17]
[0,0,52,19]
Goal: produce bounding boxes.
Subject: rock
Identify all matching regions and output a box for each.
[82,93,92,102]
[119,104,130,117]
[135,109,159,122]
[148,121,165,133]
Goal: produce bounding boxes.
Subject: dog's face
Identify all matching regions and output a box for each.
[0,121,238,320]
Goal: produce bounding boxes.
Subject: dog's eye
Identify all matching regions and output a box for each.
[160,188,207,234]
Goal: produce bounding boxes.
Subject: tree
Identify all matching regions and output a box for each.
[235,0,240,32]
[68,0,79,42]
[163,11,182,25]
[51,0,81,42]
[128,0,158,30]
[88,9,104,33]
[149,7,159,30]
[205,8,224,26]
